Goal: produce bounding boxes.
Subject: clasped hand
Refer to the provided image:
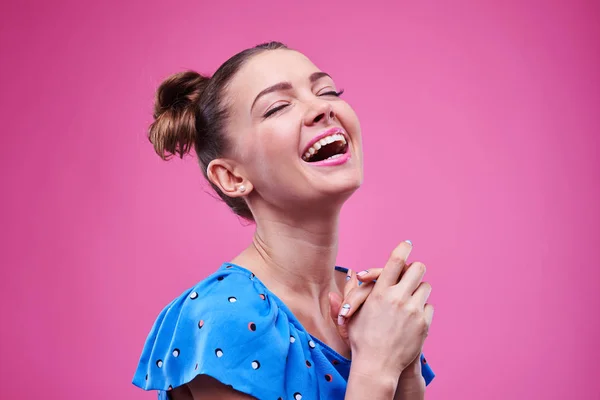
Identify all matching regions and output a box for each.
[328,241,433,387]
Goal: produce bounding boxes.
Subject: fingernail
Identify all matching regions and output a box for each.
[405,240,413,246]
[340,303,351,316]
[346,269,352,281]
[357,270,369,277]
[337,315,345,326]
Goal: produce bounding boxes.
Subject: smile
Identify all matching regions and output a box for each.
[302,128,349,164]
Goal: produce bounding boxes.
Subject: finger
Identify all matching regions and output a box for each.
[411,281,432,308]
[328,292,343,325]
[344,269,357,298]
[338,282,376,322]
[400,262,414,280]
[355,268,383,282]
[424,303,434,326]
[393,261,426,299]
[329,292,350,340]
[375,240,413,290]
[338,270,359,326]
[358,263,417,283]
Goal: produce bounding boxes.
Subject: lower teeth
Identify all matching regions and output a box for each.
[326,153,343,160]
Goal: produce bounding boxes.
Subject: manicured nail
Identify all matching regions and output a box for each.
[405,240,413,246]
[340,304,351,316]
[346,269,352,281]
[357,270,369,277]
[337,315,345,326]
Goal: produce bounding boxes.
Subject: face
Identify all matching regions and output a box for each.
[221,49,363,217]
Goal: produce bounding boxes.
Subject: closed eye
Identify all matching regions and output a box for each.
[319,89,345,97]
[263,103,289,118]
[262,89,344,118]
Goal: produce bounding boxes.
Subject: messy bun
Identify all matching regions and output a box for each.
[147,41,289,221]
[149,71,208,160]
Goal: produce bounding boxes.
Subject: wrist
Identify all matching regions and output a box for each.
[399,359,422,380]
[398,374,425,389]
[349,355,400,397]
[394,375,425,400]
[348,367,398,398]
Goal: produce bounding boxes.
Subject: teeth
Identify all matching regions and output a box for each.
[302,133,348,161]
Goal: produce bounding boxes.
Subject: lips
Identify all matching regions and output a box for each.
[301,127,349,163]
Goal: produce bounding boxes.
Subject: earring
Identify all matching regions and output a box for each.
[238,185,246,193]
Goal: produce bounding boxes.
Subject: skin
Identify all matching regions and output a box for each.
[330,266,429,399]
[170,49,433,400]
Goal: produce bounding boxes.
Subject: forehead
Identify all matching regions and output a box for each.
[228,50,322,100]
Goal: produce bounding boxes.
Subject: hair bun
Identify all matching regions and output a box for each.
[149,70,209,160]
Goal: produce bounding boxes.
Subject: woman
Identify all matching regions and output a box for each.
[133,42,435,400]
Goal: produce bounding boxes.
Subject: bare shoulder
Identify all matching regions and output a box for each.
[170,375,257,400]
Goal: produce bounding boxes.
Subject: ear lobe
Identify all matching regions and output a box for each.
[207,158,252,198]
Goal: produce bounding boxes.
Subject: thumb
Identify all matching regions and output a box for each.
[328,292,343,325]
[329,292,350,344]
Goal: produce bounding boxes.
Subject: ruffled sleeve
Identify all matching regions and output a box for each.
[420,353,435,385]
[132,268,290,399]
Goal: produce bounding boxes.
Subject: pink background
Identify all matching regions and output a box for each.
[1,0,599,399]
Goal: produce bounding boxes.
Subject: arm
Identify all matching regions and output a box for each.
[175,369,402,400]
[394,376,425,400]
[171,374,257,400]
[345,360,400,400]
[332,242,433,400]
[393,356,426,400]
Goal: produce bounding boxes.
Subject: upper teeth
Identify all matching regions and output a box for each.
[303,133,347,161]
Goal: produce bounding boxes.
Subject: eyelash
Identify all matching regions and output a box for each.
[263,89,345,118]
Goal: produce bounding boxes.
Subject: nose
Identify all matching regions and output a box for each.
[304,99,335,126]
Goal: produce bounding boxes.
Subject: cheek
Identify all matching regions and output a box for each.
[337,103,361,141]
[247,120,301,179]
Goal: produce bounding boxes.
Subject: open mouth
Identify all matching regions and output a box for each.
[302,133,349,163]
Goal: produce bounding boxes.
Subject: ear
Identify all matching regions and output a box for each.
[207,158,253,198]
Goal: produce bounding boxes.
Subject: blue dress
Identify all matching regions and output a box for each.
[132,263,435,399]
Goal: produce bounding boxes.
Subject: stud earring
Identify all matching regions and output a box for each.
[239,185,246,193]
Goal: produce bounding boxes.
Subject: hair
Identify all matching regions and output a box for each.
[148,41,289,220]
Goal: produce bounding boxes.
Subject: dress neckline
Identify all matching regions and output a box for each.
[220,262,352,364]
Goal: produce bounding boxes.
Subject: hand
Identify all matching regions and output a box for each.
[328,268,384,347]
[328,264,430,353]
[330,241,434,377]
[329,274,427,399]
[328,264,428,385]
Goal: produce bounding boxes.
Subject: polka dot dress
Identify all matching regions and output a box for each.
[132,263,435,399]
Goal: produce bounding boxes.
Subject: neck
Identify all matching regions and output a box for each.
[232,205,343,318]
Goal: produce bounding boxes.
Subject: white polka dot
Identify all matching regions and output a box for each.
[308,340,315,348]
[157,360,163,368]
[294,393,302,400]
[290,336,296,343]
[216,349,224,358]
[190,292,198,299]
[228,297,237,303]
[172,349,180,357]
[251,360,260,369]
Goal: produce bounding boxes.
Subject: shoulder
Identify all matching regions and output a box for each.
[132,264,289,399]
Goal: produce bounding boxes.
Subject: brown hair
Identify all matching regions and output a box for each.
[148,41,289,220]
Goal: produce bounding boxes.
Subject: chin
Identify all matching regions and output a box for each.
[319,170,363,201]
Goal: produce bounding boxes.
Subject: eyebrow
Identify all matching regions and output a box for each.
[251,72,332,112]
